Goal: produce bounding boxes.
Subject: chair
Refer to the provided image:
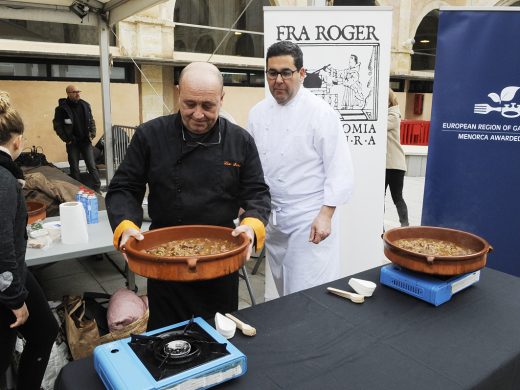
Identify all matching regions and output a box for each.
[111,125,136,170]
[239,266,256,306]
[411,122,421,145]
[252,246,265,275]
[400,120,414,145]
[400,120,431,146]
[419,121,430,145]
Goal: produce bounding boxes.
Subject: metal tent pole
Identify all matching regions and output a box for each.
[98,16,115,186]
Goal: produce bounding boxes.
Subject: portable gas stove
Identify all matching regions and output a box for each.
[94,317,246,390]
[380,264,480,306]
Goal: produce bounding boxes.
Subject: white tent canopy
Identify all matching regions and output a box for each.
[0,0,166,181]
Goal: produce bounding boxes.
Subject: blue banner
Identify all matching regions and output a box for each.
[422,9,520,277]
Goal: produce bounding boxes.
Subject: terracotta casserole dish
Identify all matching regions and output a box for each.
[383,226,492,276]
[122,225,249,281]
[26,201,47,224]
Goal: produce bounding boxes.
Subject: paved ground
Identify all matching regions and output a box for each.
[31,176,425,309]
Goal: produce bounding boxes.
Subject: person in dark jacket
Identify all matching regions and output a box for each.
[0,91,59,390]
[53,85,101,191]
[106,62,270,330]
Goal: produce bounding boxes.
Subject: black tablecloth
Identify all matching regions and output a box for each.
[55,266,520,390]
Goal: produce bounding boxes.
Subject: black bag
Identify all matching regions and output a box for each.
[15,145,49,167]
[82,291,111,336]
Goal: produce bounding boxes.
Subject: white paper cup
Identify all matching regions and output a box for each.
[348,278,377,297]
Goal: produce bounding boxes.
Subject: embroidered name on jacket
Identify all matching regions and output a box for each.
[224,161,241,167]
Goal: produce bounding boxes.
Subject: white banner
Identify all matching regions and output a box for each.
[264,6,392,277]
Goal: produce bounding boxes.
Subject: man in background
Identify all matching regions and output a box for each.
[247,41,354,297]
[53,85,101,192]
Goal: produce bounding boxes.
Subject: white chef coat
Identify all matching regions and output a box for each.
[247,87,354,296]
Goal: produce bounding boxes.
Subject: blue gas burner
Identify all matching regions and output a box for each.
[94,317,246,389]
[380,264,480,306]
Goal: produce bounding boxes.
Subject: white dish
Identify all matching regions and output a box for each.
[348,278,376,297]
[43,221,61,230]
[29,229,48,238]
[214,312,236,339]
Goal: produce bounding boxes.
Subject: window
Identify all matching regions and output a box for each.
[408,80,433,94]
[411,10,439,71]
[51,64,126,80]
[390,78,405,92]
[173,0,269,58]
[0,62,47,78]
[174,67,264,87]
[0,58,133,83]
[0,19,115,46]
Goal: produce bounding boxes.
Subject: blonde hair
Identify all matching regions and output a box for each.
[0,91,24,145]
[388,88,399,108]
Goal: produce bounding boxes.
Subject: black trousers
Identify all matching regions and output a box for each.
[147,272,239,331]
[385,169,409,226]
[0,270,58,390]
[66,142,101,191]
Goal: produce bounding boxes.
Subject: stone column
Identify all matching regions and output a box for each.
[393,0,413,75]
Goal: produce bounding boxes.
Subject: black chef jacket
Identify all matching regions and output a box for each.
[106,113,270,329]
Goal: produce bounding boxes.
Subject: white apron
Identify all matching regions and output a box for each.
[248,87,354,296]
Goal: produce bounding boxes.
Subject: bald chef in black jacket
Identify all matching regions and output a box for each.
[106,62,270,330]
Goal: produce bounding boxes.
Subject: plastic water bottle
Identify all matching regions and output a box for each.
[88,193,98,224]
[81,191,90,223]
[76,187,84,202]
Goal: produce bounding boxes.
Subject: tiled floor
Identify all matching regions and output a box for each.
[31,176,425,310]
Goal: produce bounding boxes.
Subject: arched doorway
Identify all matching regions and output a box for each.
[195,35,215,54]
[235,34,254,57]
[411,9,439,71]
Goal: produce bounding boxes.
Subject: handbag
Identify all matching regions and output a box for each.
[82,291,111,336]
[15,145,49,167]
[63,295,100,360]
[63,292,149,360]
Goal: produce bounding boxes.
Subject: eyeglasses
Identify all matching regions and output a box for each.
[265,68,299,80]
[68,90,81,94]
[181,121,221,147]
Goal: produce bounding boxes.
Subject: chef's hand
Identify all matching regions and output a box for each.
[309,206,335,244]
[232,225,254,260]
[120,228,144,248]
[11,303,29,328]
[119,228,144,265]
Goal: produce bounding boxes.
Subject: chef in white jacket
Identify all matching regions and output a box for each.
[247,41,354,296]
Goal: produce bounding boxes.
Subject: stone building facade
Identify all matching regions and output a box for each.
[0,0,517,161]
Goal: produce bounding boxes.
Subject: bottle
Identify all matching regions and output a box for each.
[81,191,90,223]
[76,187,84,202]
[88,193,99,224]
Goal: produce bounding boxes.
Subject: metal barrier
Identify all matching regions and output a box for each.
[400,120,430,146]
[112,125,136,169]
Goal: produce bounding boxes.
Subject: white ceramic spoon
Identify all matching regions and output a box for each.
[327,287,365,303]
